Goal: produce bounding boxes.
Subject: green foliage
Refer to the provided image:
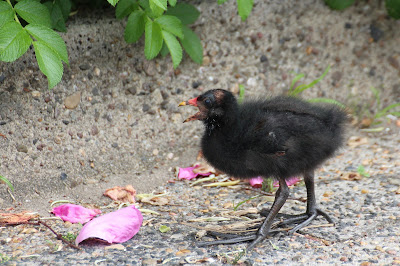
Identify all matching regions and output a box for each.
[364,87,400,126]
[324,0,355,10]
[0,0,69,89]
[289,66,345,108]
[62,232,77,242]
[324,0,400,19]
[217,0,254,21]
[0,253,11,263]
[233,195,260,211]
[159,224,171,233]
[0,175,14,192]
[238,84,245,103]
[386,0,400,18]
[1,0,254,89]
[357,165,370,178]
[121,0,202,68]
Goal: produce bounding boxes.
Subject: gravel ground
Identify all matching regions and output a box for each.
[1,0,400,264]
[1,127,400,265]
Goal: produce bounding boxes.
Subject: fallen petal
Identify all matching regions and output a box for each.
[249,177,264,188]
[104,185,136,203]
[273,177,301,187]
[75,205,142,245]
[52,204,101,224]
[178,165,211,180]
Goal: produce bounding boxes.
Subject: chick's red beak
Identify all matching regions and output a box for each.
[178,97,198,107]
[178,97,204,123]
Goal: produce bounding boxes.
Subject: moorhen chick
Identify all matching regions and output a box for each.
[179,89,347,249]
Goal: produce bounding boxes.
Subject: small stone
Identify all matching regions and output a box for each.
[92,88,100,96]
[152,149,159,156]
[60,173,67,181]
[260,55,268,62]
[91,125,99,136]
[94,67,101,76]
[111,143,118,148]
[44,95,51,103]
[142,259,158,265]
[344,22,352,29]
[62,120,70,125]
[37,144,46,151]
[0,121,6,125]
[64,91,81,109]
[33,138,38,145]
[105,244,125,251]
[32,91,40,98]
[17,144,28,153]
[167,152,174,159]
[202,56,210,66]
[331,71,343,86]
[0,74,5,83]
[77,132,83,138]
[126,87,137,95]
[370,24,383,42]
[388,56,399,70]
[152,89,164,105]
[54,137,61,144]
[79,64,90,70]
[143,61,157,76]
[192,81,202,88]
[142,104,150,112]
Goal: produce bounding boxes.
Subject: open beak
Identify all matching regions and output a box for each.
[178,97,203,123]
[178,97,198,107]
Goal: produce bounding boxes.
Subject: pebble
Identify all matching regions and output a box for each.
[64,91,81,109]
[143,61,157,76]
[62,120,70,125]
[16,144,28,153]
[54,137,61,144]
[152,149,159,156]
[142,104,150,112]
[260,55,268,62]
[388,56,399,70]
[192,81,202,88]
[126,87,137,95]
[60,173,67,180]
[203,56,210,66]
[91,125,99,136]
[31,91,40,98]
[94,67,101,76]
[79,64,90,70]
[369,24,383,42]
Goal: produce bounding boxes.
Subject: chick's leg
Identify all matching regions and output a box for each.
[246,178,289,250]
[278,171,334,233]
[197,178,289,248]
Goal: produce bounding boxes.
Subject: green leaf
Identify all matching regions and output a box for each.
[237,0,253,21]
[14,0,52,28]
[116,0,138,19]
[289,66,330,96]
[357,165,370,178]
[159,225,171,233]
[290,73,305,91]
[160,42,169,57]
[155,15,183,38]
[25,24,68,64]
[386,0,400,19]
[324,0,355,10]
[107,0,119,7]
[168,0,176,7]
[238,84,245,103]
[124,10,145,43]
[58,0,72,21]
[0,175,14,192]
[0,2,14,28]
[180,25,202,64]
[218,0,229,4]
[162,30,182,68]
[33,40,63,88]
[144,20,163,59]
[44,1,66,32]
[308,98,346,109]
[150,0,167,10]
[165,3,200,25]
[375,103,400,118]
[0,21,32,62]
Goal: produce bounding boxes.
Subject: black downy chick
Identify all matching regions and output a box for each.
[179,89,347,249]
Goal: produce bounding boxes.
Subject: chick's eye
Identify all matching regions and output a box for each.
[204,98,212,107]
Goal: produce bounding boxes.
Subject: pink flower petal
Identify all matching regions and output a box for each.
[249,177,264,188]
[75,205,143,245]
[52,204,101,224]
[273,177,301,187]
[178,165,211,180]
